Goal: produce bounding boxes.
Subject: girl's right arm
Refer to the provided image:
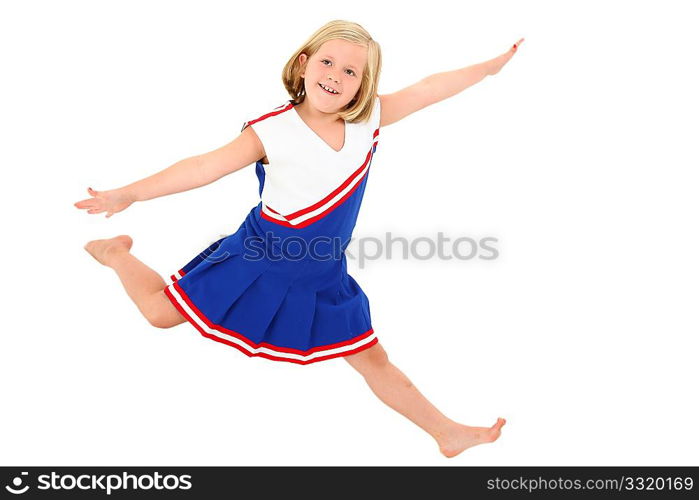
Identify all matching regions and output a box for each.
[74,126,266,217]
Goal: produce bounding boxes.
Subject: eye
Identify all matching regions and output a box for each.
[321,59,356,77]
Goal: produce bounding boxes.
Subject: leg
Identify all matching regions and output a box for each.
[344,342,506,458]
[84,235,186,329]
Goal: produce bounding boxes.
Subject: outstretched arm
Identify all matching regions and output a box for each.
[379,38,524,128]
[74,126,265,217]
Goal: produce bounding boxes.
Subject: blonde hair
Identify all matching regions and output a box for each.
[282,20,382,123]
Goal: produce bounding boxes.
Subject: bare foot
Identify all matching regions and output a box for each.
[438,417,506,458]
[84,235,133,266]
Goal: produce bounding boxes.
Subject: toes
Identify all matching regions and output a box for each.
[492,418,506,431]
[486,420,506,442]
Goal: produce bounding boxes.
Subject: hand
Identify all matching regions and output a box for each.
[73,187,135,218]
[486,38,525,76]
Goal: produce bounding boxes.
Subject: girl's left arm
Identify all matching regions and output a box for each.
[379,38,524,127]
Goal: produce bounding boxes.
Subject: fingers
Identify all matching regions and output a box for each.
[75,187,100,209]
[74,198,94,208]
[75,198,101,210]
[75,187,105,212]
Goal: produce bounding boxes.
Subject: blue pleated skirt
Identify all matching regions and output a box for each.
[163,205,378,365]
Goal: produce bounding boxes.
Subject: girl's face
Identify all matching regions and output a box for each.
[298,39,367,113]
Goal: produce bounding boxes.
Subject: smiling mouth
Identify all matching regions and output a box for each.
[318,82,340,95]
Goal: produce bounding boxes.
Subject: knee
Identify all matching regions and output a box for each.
[344,342,390,374]
[144,306,176,329]
[144,291,185,329]
[146,312,173,329]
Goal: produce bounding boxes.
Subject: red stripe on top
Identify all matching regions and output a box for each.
[242,102,294,130]
[245,106,380,228]
[284,143,376,220]
[260,140,377,228]
[261,166,366,229]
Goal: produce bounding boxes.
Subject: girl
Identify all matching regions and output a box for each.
[74,20,524,458]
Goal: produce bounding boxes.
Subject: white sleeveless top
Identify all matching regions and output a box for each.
[242,97,381,223]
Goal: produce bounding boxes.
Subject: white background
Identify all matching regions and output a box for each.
[1,0,697,466]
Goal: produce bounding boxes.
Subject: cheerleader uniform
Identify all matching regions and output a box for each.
[163,96,381,365]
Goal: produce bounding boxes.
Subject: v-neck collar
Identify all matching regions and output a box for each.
[289,101,348,154]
